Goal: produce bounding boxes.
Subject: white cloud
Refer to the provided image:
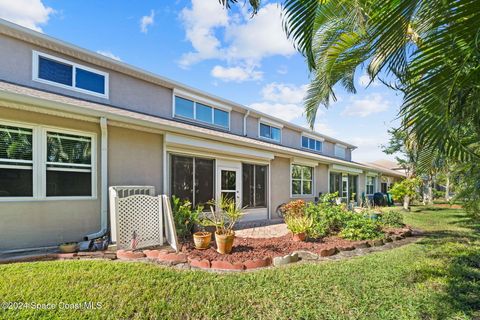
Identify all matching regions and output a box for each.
[249,102,303,122]
[261,82,308,104]
[211,65,262,82]
[96,50,121,61]
[179,1,295,81]
[223,3,296,62]
[140,10,155,33]
[178,0,228,67]
[341,93,390,117]
[248,82,309,122]
[0,0,54,32]
[358,74,381,88]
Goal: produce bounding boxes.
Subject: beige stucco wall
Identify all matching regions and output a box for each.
[108,126,163,194]
[0,35,173,118]
[270,156,318,218]
[0,107,101,250]
[316,164,329,195]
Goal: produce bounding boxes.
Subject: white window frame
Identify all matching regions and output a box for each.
[366,175,377,195]
[172,95,231,131]
[258,122,282,143]
[301,134,324,153]
[32,50,109,99]
[0,119,97,202]
[290,164,314,197]
[334,144,347,158]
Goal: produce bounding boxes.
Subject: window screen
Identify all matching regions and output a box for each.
[38,56,73,86]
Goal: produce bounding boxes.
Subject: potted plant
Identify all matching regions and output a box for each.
[59,242,78,253]
[192,205,212,250]
[201,197,243,254]
[285,215,312,242]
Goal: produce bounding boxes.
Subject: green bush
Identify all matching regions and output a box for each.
[305,193,352,238]
[380,210,404,228]
[339,214,383,240]
[171,196,202,239]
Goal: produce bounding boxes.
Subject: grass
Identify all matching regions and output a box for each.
[1,206,479,319]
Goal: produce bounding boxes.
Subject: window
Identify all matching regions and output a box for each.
[381,182,388,194]
[366,176,376,195]
[174,96,230,129]
[291,164,313,196]
[334,144,346,158]
[0,124,33,197]
[301,136,323,152]
[33,51,108,98]
[259,123,281,142]
[242,164,267,208]
[0,121,96,200]
[46,132,92,197]
[170,155,214,208]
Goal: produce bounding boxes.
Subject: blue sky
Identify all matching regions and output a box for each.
[0,0,403,162]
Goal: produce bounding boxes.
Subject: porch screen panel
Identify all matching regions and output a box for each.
[194,158,214,207]
[242,164,267,208]
[0,125,33,197]
[242,164,254,207]
[255,165,267,207]
[348,174,358,202]
[171,155,194,204]
[46,131,92,197]
[329,172,341,195]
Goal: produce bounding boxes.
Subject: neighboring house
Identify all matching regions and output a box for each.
[0,19,403,251]
[364,160,406,193]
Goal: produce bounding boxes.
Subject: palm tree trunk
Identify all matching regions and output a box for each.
[445,171,450,201]
[403,196,410,211]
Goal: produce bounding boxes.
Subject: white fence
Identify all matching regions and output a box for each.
[109,186,178,251]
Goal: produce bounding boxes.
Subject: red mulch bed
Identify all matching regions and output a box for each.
[181,234,364,264]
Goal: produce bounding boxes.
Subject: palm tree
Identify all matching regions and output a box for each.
[219,0,480,162]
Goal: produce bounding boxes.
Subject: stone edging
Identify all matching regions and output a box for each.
[0,229,420,271]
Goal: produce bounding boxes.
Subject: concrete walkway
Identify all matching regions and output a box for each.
[235,223,289,238]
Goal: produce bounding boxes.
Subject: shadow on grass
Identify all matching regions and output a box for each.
[413,213,480,318]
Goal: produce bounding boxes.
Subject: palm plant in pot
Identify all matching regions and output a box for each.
[201,197,243,254]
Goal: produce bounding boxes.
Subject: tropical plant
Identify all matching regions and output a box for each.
[282,199,306,217]
[280,0,480,164]
[389,178,421,210]
[284,214,312,235]
[200,197,243,235]
[171,196,203,239]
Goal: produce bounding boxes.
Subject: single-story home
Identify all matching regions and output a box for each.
[0,19,405,252]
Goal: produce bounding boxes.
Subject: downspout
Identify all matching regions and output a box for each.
[243,110,250,136]
[86,117,108,240]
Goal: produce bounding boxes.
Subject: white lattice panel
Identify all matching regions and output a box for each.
[116,195,163,250]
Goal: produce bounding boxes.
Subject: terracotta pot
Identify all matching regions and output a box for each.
[59,243,78,253]
[215,231,235,254]
[193,231,212,250]
[292,232,306,242]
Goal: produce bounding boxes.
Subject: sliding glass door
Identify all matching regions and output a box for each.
[242,164,267,208]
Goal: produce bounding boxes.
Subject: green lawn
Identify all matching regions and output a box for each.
[1,206,479,320]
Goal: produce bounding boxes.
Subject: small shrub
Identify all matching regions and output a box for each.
[339,215,383,240]
[171,196,202,239]
[282,199,306,217]
[305,193,352,238]
[380,210,404,228]
[284,215,312,234]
